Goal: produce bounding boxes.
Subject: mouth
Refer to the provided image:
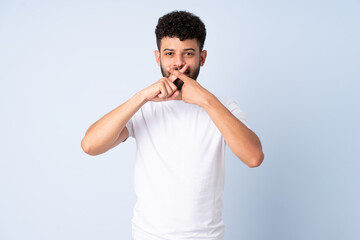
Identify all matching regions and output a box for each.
[174,67,190,75]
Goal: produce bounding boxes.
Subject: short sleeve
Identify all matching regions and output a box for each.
[125,118,134,139]
[221,98,251,130]
[123,94,136,140]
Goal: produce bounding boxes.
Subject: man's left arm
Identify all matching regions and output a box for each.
[168,66,264,168]
[200,94,264,168]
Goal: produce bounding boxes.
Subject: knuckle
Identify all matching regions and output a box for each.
[159,77,167,83]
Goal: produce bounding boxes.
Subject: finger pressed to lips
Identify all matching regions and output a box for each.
[168,64,189,73]
[166,64,190,89]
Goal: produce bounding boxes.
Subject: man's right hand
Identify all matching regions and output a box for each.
[139,65,188,102]
[141,77,179,102]
[81,65,188,156]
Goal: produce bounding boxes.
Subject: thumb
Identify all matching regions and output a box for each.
[164,90,180,101]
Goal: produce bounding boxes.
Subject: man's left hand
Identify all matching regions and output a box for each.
[167,64,213,107]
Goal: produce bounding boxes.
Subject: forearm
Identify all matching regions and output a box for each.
[200,94,264,167]
[81,92,147,155]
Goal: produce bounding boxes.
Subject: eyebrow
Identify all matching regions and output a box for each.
[162,48,196,52]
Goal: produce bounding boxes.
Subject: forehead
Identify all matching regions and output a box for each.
[160,37,199,51]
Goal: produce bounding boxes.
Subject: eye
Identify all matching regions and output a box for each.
[165,52,174,56]
[184,52,193,56]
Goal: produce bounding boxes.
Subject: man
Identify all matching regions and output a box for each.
[81,10,264,240]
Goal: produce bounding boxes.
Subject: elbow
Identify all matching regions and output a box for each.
[246,151,264,168]
[81,138,98,156]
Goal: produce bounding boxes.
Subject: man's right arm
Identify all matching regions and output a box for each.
[81,92,147,156]
[81,74,181,156]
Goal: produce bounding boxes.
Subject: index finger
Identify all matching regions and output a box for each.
[167,65,192,83]
[166,64,188,81]
[176,64,189,74]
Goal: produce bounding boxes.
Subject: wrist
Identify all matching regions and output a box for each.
[199,91,217,109]
[133,91,149,105]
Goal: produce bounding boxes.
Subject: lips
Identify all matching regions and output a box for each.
[174,67,190,74]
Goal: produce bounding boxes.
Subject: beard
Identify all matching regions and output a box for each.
[160,61,201,90]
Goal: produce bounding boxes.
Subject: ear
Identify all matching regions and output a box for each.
[154,50,160,66]
[200,50,207,66]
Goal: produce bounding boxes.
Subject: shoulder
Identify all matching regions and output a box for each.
[217,96,241,110]
[217,96,251,129]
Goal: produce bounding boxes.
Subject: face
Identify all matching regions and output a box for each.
[155,37,207,80]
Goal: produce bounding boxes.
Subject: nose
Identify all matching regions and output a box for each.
[173,54,185,69]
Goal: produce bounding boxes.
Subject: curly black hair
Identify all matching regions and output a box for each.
[155,11,206,51]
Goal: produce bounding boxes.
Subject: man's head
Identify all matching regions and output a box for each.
[155,10,206,52]
[155,11,207,81]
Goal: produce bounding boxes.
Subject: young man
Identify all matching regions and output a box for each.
[81,10,264,240]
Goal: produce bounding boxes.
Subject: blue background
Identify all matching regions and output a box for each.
[1,0,359,239]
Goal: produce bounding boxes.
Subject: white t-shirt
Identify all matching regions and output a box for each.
[125,97,249,240]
